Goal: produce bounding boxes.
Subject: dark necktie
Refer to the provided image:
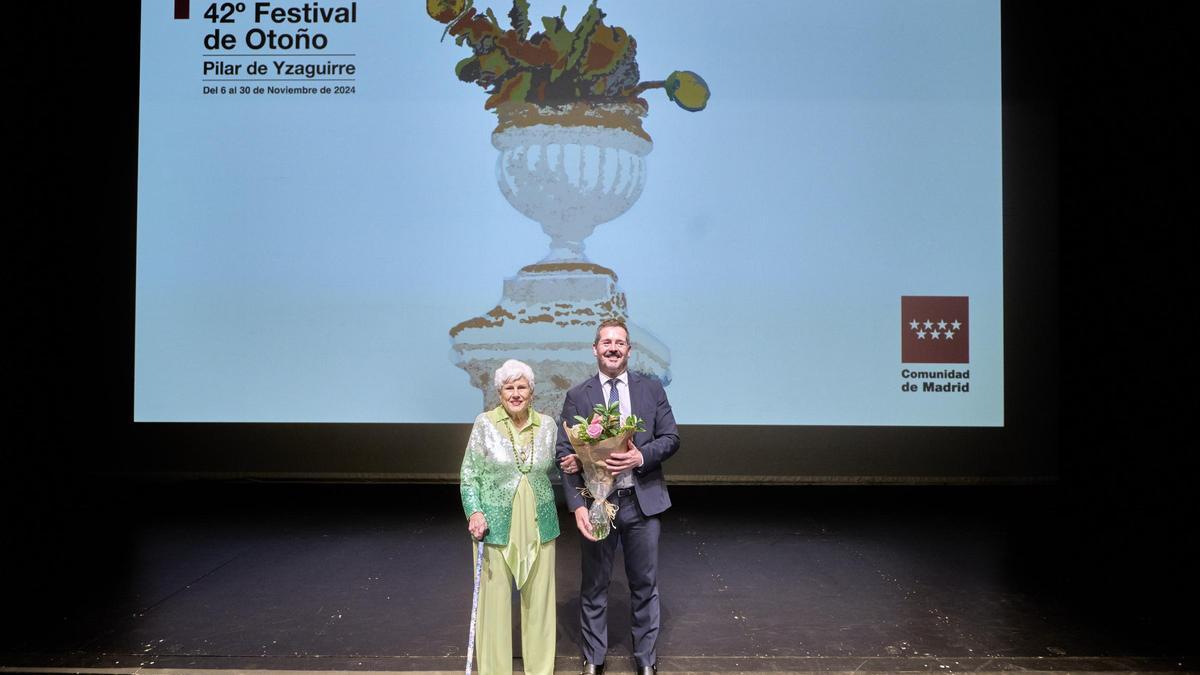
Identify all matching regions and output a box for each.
[608,378,620,406]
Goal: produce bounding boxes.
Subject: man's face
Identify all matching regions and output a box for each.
[593,325,631,378]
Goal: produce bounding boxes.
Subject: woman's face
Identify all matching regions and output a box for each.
[499,377,532,419]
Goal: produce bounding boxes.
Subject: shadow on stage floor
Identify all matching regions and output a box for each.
[2,483,1194,673]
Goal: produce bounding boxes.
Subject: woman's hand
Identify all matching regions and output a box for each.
[559,453,581,474]
[468,511,489,540]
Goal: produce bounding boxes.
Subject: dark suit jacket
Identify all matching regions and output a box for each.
[557,371,680,516]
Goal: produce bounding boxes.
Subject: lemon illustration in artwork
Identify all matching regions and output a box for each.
[427,0,467,23]
[665,70,710,112]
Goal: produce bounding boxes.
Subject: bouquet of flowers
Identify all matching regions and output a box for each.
[562,402,645,540]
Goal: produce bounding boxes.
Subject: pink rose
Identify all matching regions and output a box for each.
[587,421,603,438]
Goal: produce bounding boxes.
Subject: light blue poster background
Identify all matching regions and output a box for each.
[136,0,1002,425]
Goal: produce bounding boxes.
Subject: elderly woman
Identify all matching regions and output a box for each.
[460,359,560,675]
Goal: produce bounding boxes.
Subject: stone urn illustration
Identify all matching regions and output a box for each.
[451,101,672,415]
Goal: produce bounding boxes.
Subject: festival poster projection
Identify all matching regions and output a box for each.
[136,0,1002,426]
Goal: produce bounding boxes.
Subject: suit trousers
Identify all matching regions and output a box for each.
[579,489,661,668]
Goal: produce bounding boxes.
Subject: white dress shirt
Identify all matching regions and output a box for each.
[599,371,631,421]
[599,370,637,488]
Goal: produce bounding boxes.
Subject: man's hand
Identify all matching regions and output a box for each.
[559,453,581,474]
[574,506,598,542]
[468,512,489,540]
[605,439,643,475]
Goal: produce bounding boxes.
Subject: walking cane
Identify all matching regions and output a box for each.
[466,538,485,675]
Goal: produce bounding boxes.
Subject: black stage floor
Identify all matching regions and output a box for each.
[2,483,1194,674]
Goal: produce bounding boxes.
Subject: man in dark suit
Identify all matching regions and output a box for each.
[558,318,680,675]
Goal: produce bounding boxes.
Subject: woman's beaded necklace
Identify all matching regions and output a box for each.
[505,415,535,474]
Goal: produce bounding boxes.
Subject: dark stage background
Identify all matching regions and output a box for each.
[9,1,1195,668]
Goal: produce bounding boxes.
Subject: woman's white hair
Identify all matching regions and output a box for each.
[494,359,535,391]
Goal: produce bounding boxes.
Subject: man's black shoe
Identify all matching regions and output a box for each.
[636,665,656,675]
[581,660,605,675]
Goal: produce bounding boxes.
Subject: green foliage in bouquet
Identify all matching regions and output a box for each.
[572,401,645,443]
[427,0,711,112]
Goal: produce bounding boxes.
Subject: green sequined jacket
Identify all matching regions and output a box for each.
[460,408,561,545]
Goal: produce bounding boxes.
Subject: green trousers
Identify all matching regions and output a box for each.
[473,477,556,675]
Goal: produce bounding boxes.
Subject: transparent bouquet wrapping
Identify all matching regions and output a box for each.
[563,423,634,540]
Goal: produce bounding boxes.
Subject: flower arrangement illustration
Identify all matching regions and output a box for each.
[427,0,711,112]
[437,0,705,420]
